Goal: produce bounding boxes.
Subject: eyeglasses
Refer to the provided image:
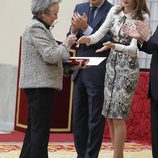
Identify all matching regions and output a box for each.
[47,9,58,17]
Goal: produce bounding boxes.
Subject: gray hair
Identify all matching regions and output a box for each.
[31,0,62,15]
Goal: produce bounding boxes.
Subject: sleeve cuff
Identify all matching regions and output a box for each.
[83,26,93,35]
[145,35,151,42]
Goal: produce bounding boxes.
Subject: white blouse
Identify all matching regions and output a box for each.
[89,5,150,57]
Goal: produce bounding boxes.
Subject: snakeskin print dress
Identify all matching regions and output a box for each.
[102,9,140,119]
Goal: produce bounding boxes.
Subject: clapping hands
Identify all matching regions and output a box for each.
[71,12,88,33]
[122,20,152,42]
[122,25,141,39]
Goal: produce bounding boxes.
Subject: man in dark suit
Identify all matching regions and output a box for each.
[69,0,112,158]
[124,20,158,158]
[137,22,158,158]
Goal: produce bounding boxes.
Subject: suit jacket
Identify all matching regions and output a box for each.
[20,19,70,90]
[142,26,158,102]
[72,1,113,84]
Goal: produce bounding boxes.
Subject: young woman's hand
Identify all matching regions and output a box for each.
[76,36,91,44]
[96,41,115,53]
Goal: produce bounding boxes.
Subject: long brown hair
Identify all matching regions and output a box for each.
[116,0,150,20]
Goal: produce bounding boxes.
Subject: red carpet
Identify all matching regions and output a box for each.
[0,132,74,142]
[0,131,149,146]
[0,132,152,158]
[0,142,152,158]
[0,131,112,143]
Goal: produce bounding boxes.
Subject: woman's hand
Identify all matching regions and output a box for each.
[122,25,141,39]
[63,34,77,48]
[76,36,91,44]
[70,60,89,70]
[96,41,115,53]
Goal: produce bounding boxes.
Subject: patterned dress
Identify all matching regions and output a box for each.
[89,6,149,119]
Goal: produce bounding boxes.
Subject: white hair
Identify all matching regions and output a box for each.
[31,0,62,15]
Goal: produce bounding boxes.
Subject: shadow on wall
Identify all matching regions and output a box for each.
[0,64,18,133]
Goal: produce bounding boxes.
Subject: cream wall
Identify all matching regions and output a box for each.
[0,0,84,66]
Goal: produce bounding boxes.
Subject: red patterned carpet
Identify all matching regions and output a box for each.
[0,142,152,158]
[0,132,152,158]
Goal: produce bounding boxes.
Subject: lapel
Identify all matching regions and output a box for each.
[81,3,90,19]
[91,1,110,29]
[154,26,158,37]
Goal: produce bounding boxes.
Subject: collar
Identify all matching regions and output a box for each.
[121,7,136,19]
[33,16,50,29]
[90,0,105,9]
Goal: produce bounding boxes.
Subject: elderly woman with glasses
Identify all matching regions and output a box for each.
[19,0,77,158]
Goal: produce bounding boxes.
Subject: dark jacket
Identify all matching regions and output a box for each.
[71,0,113,84]
[141,26,158,102]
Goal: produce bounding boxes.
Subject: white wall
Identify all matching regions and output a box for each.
[0,0,84,66]
[0,64,17,132]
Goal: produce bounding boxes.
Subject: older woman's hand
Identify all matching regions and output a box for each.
[63,34,77,48]
[70,60,89,70]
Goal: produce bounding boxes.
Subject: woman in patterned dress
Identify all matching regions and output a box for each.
[76,0,150,158]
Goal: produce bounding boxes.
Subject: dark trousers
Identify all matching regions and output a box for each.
[150,99,158,158]
[73,71,105,158]
[19,88,54,158]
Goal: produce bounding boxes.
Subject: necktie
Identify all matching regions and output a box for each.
[88,6,97,25]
